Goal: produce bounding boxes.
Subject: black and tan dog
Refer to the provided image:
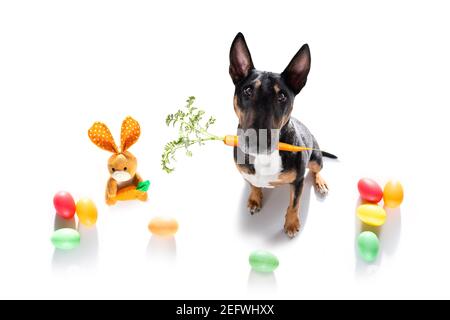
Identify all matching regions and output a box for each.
[230,33,337,238]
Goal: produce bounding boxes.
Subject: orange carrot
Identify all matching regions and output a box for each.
[223,135,238,147]
[114,186,148,202]
[223,135,316,152]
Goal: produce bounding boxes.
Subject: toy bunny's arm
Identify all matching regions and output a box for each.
[133,173,144,184]
[106,178,118,205]
[133,173,148,202]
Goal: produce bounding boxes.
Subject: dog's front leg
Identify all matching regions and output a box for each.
[284,177,304,238]
[247,184,263,214]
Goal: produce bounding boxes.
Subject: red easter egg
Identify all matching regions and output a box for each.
[53,191,76,219]
[357,178,383,203]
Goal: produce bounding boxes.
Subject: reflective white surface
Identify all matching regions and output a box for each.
[1,0,450,299]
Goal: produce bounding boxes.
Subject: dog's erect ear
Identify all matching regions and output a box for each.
[229,33,254,84]
[281,44,311,95]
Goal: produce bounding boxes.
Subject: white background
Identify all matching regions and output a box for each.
[1,0,449,299]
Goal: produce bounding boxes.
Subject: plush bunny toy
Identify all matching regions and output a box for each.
[88,117,148,205]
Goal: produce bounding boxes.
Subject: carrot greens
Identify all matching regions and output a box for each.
[161,96,222,173]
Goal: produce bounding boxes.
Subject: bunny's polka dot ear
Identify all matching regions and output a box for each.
[88,122,119,153]
[121,117,141,152]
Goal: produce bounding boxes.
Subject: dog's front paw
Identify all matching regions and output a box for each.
[248,199,261,215]
[284,210,300,238]
[315,173,329,196]
[247,186,263,215]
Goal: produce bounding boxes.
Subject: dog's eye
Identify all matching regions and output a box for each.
[278,91,287,103]
[243,86,253,97]
[112,168,116,172]
[124,167,127,171]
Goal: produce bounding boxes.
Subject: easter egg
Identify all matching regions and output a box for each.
[249,250,279,273]
[357,204,386,226]
[383,180,404,208]
[357,178,383,203]
[76,198,98,227]
[357,231,380,262]
[148,217,179,236]
[51,228,80,250]
[53,191,76,219]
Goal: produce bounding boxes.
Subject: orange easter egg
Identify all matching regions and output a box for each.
[383,180,404,208]
[76,198,98,227]
[148,217,178,236]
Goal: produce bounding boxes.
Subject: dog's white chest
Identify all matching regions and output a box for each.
[241,152,283,188]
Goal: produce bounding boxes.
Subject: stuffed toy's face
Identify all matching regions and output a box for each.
[108,151,137,182]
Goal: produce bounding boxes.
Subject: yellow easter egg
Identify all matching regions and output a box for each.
[357,204,386,226]
[383,180,404,208]
[148,217,178,236]
[76,198,98,227]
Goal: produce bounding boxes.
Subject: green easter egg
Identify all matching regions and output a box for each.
[51,228,80,250]
[357,231,380,263]
[249,250,279,273]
